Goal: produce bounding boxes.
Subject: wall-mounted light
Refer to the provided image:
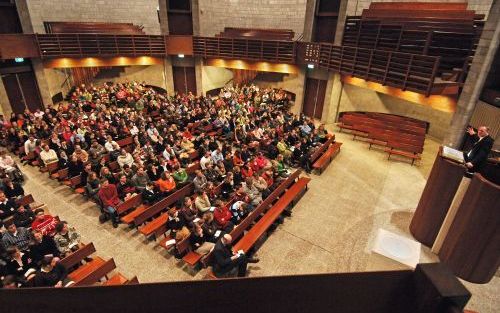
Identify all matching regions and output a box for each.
[307,64,315,69]
[178,54,185,58]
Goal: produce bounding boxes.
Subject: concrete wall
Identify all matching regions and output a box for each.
[254,70,306,115]
[346,0,493,18]
[197,0,307,39]
[92,65,167,90]
[21,0,161,34]
[201,66,233,94]
[335,84,452,140]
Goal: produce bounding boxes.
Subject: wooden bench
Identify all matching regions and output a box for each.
[309,135,335,165]
[385,141,423,165]
[52,167,68,180]
[42,161,59,174]
[60,242,97,269]
[71,258,116,287]
[116,137,134,148]
[120,203,149,225]
[109,161,120,173]
[103,272,130,286]
[133,182,194,227]
[116,193,143,216]
[232,177,311,254]
[201,170,302,271]
[138,212,169,239]
[16,194,45,210]
[69,175,85,194]
[312,142,342,174]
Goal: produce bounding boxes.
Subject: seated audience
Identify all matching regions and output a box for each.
[31,208,58,237]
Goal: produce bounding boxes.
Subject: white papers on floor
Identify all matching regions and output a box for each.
[371,228,421,268]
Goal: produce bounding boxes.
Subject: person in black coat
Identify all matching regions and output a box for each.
[2,179,24,199]
[30,230,60,266]
[141,182,160,205]
[212,234,258,278]
[13,206,35,228]
[32,256,70,287]
[464,126,494,173]
[3,246,35,279]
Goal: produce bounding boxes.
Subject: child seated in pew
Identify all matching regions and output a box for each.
[166,208,190,241]
[31,208,58,237]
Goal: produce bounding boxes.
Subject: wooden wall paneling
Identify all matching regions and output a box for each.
[314,79,327,120]
[410,148,465,247]
[303,78,318,118]
[438,174,500,283]
[0,34,39,59]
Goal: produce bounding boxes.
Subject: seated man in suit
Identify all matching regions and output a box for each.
[212,234,259,278]
[464,126,494,173]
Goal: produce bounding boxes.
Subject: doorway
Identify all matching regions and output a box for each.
[302,77,327,120]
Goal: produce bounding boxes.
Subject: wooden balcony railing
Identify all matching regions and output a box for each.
[0,33,446,96]
[36,33,167,58]
[298,42,440,96]
[192,36,295,63]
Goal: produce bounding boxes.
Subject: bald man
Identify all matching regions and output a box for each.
[464,126,494,173]
[212,234,259,277]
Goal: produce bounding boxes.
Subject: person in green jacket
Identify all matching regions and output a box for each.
[172,166,189,185]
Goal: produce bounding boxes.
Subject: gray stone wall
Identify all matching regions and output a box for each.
[198,0,307,39]
[23,0,161,34]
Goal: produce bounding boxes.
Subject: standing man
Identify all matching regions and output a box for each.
[464,126,494,173]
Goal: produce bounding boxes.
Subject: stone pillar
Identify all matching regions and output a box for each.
[302,0,317,41]
[14,0,34,33]
[334,0,350,45]
[31,60,53,107]
[444,1,500,148]
[158,0,169,34]
[322,73,343,124]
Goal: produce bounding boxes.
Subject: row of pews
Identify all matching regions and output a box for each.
[16,118,340,278]
[338,111,427,165]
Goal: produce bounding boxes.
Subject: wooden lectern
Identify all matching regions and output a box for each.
[439,173,500,283]
[410,147,464,247]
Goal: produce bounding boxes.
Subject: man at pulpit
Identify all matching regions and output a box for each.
[464,126,494,173]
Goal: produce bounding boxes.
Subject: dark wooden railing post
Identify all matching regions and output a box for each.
[426,56,440,96]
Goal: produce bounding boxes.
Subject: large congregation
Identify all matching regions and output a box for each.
[0,81,331,285]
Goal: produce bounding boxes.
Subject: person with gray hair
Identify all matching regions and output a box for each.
[212,234,259,277]
[464,125,494,173]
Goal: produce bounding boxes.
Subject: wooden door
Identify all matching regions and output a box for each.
[2,74,25,114]
[173,66,197,95]
[1,71,43,114]
[302,78,327,120]
[18,71,43,112]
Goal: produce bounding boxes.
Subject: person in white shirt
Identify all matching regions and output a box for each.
[39,145,59,165]
[211,148,224,164]
[24,136,37,155]
[104,136,118,152]
[200,151,213,170]
[117,149,134,168]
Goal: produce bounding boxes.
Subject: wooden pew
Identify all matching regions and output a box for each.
[116,137,134,148]
[60,242,97,269]
[69,175,85,194]
[43,162,59,175]
[312,142,343,174]
[103,272,130,286]
[16,194,45,210]
[133,183,195,227]
[71,258,117,287]
[200,170,302,270]
[232,177,311,254]
[385,141,423,165]
[52,167,68,180]
[116,193,143,216]
[309,135,335,165]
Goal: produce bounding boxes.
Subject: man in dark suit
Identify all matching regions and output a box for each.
[464,126,494,173]
[212,234,259,277]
